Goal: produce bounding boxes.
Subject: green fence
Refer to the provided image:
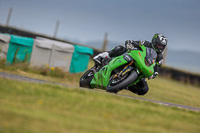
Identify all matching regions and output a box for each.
[6,35,34,64]
[70,45,93,73]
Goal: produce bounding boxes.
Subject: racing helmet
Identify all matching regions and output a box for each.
[152,33,168,53]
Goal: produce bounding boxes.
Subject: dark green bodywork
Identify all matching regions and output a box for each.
[90,45,155,89]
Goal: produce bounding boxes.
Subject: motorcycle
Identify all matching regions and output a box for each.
[79,44,157,93]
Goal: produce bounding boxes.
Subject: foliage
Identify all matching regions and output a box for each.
[0,58,6,68]
[0,59,72,78]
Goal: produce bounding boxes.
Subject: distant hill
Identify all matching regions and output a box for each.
[166,49,200,74]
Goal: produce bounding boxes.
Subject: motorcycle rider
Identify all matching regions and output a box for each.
[93,33,168,95]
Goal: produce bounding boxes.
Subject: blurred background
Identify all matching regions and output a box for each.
[0,0,200,73]
[0,1,200,132]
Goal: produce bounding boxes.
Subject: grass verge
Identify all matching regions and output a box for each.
[0,78,200,133]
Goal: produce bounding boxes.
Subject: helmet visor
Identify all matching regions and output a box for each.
[156,43,165,52]
[156,43,164,49]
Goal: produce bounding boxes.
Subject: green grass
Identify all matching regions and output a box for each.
[0,78,200,133]
[148,77,200,107]
[119,76,200,108]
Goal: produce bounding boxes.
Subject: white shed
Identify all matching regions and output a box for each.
[49,41,74,72]
[0,34,10,59]
[31,38,74,71]
[30,39,54,67]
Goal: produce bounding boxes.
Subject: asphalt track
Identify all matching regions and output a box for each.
[0,72,200,112]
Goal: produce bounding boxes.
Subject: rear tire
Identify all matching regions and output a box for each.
[106,70,138,93]
[79,67,94,89]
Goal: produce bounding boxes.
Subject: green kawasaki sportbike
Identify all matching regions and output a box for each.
[80,45,157,93]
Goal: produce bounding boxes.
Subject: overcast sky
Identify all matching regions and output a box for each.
[0,0,200,52]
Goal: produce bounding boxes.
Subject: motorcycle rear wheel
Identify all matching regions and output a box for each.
[79,67,94,89]
[106,70,138,93]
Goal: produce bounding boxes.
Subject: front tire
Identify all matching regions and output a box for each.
[106,70,138,93]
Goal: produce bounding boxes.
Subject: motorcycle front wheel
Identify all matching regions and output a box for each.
[106,70,138,93]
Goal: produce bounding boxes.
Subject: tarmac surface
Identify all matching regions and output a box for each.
[0,72,200,112]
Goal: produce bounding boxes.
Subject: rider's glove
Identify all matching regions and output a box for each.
[149,72,158,79]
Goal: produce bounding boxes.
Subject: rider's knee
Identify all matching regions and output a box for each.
[128,85,149,95]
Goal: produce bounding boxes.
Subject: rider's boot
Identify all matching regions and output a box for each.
[93,52,110,66]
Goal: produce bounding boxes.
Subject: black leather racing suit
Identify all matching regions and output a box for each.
[107,40,163,95]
